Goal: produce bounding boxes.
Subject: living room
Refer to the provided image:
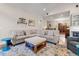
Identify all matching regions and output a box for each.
[0,3,79,56]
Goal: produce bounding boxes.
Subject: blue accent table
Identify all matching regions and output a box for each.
[2,46,10,52]
[2,37,12,46]
[1,37,11,52]
[0,41,10,52]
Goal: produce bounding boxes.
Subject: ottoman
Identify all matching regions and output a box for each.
[25,36,46,53]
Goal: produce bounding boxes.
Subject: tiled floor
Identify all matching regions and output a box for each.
[0,42,76,56]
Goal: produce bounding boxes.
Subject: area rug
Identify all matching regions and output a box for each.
[0,43,76,56]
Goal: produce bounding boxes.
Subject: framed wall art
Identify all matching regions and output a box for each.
[28,19,35,26]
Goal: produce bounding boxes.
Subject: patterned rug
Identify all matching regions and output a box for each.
[0,43,76,56]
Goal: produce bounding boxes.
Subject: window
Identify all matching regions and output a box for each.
[72,15,79,26]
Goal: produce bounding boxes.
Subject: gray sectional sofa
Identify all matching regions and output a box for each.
[10,29,60,45]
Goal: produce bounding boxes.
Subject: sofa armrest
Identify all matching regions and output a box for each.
[67,36,79,42]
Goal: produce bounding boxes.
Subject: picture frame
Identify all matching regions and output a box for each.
[17,17,27,24]
[28,19,35,26]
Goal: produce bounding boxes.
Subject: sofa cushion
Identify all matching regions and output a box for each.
[30,30,37,34]
[26,34,37,37]
[47,30,54,36]
[11,30,26,36]
[43,35,53,39]
[16,36,27,40]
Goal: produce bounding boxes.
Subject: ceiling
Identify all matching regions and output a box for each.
[1,3,79,16]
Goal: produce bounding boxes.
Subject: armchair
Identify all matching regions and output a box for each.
[67,36,79,55]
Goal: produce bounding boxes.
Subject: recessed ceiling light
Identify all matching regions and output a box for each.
[76,5,78,8]
[43,8,46,11]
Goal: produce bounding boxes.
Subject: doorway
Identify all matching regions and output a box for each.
[58,23,69,37]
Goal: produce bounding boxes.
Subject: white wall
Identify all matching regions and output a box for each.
[0,4,45,38]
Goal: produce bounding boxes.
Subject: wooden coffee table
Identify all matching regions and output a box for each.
[25,36,46,53]
[33,41,46,53]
